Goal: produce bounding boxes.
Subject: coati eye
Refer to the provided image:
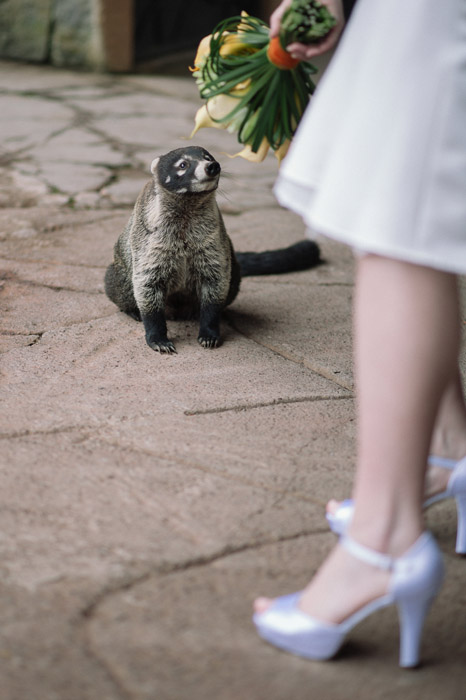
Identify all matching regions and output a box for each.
[179,161,188,170]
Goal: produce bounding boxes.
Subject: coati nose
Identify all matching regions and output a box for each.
[205,161,220,177]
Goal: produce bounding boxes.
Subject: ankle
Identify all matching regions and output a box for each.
[430,428,466,462]
[348,509,423,559]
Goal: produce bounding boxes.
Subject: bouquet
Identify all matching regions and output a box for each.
[190,0,337,163]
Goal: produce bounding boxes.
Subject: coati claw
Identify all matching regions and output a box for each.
[148,340,177,354]
[198,336,220,349]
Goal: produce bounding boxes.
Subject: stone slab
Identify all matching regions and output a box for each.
[230,278,354,390]
[94,398,356,508]
[0,61,464,700]
[0,421,327,589]
[39,161,113,194]
[29,128,130,167]
[0,208,127,267]
[0,313,348,433]
[86,536,466,700]
[0,274,111,335]
[0,93,75,155]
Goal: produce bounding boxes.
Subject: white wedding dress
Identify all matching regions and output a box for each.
[275,0,466,274]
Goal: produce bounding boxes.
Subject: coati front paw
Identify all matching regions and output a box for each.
[146,337,177,354]
[198,335,221,349]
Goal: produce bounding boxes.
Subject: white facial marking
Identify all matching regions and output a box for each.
[189,157,218,192]
[165,175,171,183]
[194,160,208,181]
[175,187,188,194]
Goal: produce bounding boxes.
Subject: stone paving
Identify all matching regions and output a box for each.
[0,60,465,700]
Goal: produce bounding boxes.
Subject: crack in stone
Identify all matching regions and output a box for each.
[0,311,116,339]
[0,424,97,441]
[225,317,353,392]
[0,423,329,510]
[78,529,328,697]
[26,333,43,347]
[96,435,328,507]
[0,329,40,337]
[184,393,353,416]
[80,526,329,623]
[76,630,132,700]
[0,256,107,270]
[243,279,353,288]
[2,275,103,294]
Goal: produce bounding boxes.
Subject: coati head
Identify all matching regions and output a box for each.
[151,146,221,195]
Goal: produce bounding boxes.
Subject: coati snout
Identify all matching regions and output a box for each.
[105,146,321,354]
[151,146,221,195]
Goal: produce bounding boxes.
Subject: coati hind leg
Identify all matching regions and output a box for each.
[104,263,141,321]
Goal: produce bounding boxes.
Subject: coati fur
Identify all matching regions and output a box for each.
[105,146,321,353]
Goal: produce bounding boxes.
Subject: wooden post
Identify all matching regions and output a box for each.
[99,0,134,72]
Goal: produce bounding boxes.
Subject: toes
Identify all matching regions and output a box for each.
[198,336,220,349]
[148,340,177,354]
[253,597,273,614]
[326,498,341,516]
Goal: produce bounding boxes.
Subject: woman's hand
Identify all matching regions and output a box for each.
[269,0,345,60]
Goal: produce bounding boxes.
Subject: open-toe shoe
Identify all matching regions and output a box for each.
[253,532,444,667]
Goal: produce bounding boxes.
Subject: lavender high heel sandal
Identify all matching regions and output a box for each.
[253,532,444,668]
[326,456,466,554]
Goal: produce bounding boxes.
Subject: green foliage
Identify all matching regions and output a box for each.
[280,0,337,48]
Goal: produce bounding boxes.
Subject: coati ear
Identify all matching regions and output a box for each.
[150,157,160,175]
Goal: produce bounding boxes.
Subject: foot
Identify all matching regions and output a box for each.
[254,538,394,625]
[253,532,443,667]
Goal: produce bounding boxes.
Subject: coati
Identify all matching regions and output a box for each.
[105,146,321,353]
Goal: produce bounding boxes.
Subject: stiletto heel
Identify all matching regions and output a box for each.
[327,456,466,550]
[455,493,466,554]
[253,532,444,667]
[397,595,434,668]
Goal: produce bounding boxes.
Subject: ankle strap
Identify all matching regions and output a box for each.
[340,535,394,571]
[427,455,457,469]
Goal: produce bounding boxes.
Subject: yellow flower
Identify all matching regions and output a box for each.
[192,34,212,69]
[237,10,252,33]
[229,78,251,96]
[192,21,255,71]
[220,33,253,58]
[229,138,270,163]
[275,139,291,163]
[190,94,246,137]
[190,105,222,138]
[229,137,291,163]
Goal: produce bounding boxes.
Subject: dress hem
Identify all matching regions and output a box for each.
[306,214,466,276]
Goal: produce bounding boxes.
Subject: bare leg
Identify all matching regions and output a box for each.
[255,255,461,623]
[431,370,466,460]
[327,369,466,515]
[425,370,466,494]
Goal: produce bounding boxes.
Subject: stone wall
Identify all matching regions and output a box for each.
[51,0,102,68]
[0,0,278,72]
[0,0,54,63]
[0,0,107,70]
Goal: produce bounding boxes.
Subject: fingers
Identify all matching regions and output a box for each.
[287,25,343,60]
[270,0,345,58]
[269,0,293,38]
